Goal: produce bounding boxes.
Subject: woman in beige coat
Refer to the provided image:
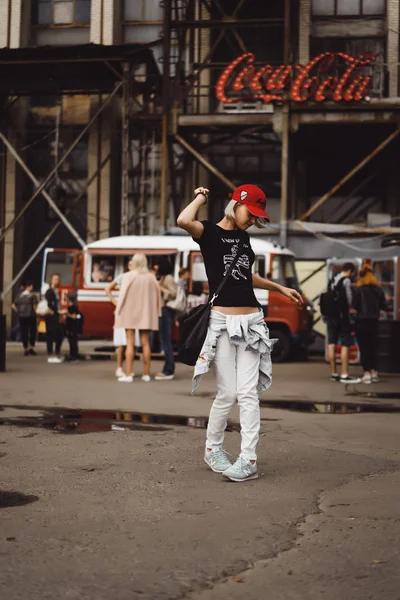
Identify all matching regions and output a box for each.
[115,254,161,383]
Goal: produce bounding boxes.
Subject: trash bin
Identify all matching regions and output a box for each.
[0,314,6,372]
[377,320,400,373]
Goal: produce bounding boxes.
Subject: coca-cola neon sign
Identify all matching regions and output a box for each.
[215,52,378,104]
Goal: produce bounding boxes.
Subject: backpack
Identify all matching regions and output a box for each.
[320,276,346,318]
[166,285,187,317]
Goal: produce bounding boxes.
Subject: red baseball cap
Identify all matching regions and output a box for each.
[229,184,270,221]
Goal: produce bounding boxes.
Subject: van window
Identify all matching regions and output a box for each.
[253,255,266,278]
[91,256,116,283]
[44,251,75,286]
[271,256,284,286]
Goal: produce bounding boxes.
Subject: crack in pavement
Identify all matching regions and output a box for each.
[181,463,400,600]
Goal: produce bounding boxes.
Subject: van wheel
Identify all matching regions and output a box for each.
[269,329,291,363]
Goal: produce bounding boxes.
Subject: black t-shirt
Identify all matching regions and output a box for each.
[193,220,259,307]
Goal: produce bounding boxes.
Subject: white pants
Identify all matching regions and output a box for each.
[206,329,261,461]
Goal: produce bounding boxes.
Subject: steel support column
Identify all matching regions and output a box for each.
[120,62,130,235]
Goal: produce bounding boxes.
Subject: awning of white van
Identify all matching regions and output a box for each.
[87,249,178,256]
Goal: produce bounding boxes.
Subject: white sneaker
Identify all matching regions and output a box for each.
[118,375,133,383]
[360,374,372,384]
[115,367,125,378]
[223,456,258,482]
[155,373,175,381]
[48,357,63,364]
[141,375,151,383]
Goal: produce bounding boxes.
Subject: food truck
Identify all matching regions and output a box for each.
[40,235,314,361]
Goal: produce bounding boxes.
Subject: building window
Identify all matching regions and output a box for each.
[312,0,385,16]
[33,0,91,26]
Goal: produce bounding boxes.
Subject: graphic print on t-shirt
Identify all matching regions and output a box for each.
[222,240,250,281]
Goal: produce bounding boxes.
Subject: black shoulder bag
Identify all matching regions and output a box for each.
[178,238,245,366]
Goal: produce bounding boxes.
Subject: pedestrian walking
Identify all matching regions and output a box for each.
[353,265,388,384]
[65,293,83,362]
[320,262,361,383]
[45,273,65,363]
[115,254,161,383]
[155,257,178,381]
[106,260,132,378]
[177,184,303,482]
[12,281,38,356]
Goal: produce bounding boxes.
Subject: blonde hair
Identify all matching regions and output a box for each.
[130,253,148,273]
[356,266,379,287]
[224,200,267,229]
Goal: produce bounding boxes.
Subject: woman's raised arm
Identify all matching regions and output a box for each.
[177,187,209,239]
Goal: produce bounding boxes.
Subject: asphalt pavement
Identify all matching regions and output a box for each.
[1,343,400,600]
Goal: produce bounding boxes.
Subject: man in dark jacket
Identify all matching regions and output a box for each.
[326,263,361,383]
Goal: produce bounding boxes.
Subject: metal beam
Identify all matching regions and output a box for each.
[0,132,86,248]
[178,113,274,127]
[160,0,172,231]
[174,134,235,190]
[1,153,111,301]
[298,128,400,222]
[0,81,123,244]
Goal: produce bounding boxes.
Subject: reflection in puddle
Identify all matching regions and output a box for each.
[0,407,241,434]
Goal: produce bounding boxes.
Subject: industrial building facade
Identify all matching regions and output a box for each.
[1,0,400,319]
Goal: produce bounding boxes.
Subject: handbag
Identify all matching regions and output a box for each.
[178,239,245,366]
[36,298,50,316]
[167,285,187,316]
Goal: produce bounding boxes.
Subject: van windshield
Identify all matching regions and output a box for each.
[44,251,75,286]
[271,255,300,290]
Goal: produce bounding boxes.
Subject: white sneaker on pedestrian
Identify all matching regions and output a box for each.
[118,375,133,383]
[371,373,380,383]
[141,375,151,383]
[115,367,125,378]
[360,374,372,384]
[48,357,63,364]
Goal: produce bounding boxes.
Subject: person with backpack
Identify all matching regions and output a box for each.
[353,266,388,384]
[12,281,38,356]
[320,262,360,383]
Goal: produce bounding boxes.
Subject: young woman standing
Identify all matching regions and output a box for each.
[177,185,303,482]
[45,273,65,363]
[353,265,388,384]
[115,254,161,383]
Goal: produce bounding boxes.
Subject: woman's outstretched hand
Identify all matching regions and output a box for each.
[280,286,304,304]
[194,187,209,203]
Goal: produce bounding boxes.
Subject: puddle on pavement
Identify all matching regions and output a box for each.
[0,490,39,509]
[0,407,239,434]
[260,398,400,414]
